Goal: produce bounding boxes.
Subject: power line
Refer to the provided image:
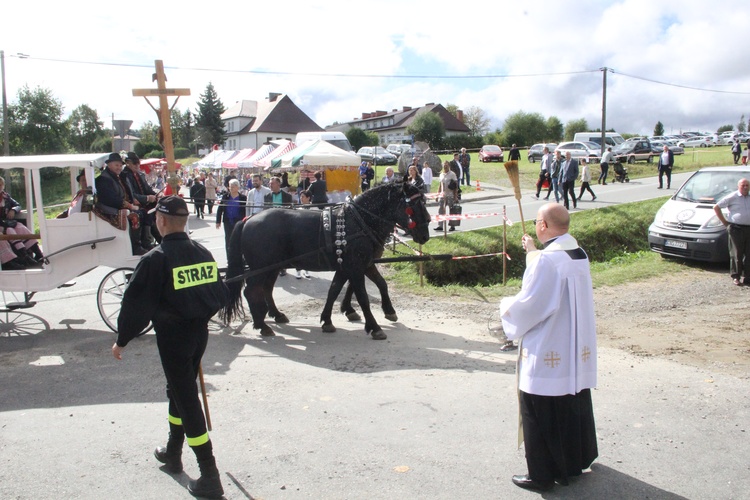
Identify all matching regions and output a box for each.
[14,54,750,95]
[613,70,750,95]
[19,55,599,79]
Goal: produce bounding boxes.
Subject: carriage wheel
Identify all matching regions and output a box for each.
[97,267,153,336]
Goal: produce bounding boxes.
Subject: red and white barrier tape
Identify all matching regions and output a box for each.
[433,212,514,223]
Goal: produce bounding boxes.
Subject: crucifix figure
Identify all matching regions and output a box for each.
[132,60,190,194]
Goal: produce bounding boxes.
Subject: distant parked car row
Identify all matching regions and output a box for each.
[356,146,397,165]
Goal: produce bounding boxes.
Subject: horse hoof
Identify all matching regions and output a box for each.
[322,324,336,333]
[346,311,361,322]
[370,330,387,340]
[275,314,289,324]
[384,313,398,322]
[259,326,275,337]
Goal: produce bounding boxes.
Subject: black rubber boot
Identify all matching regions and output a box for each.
[154,444,183,473]
[188,456,223,498]
[188,441,223,499]
[154,428,184,473]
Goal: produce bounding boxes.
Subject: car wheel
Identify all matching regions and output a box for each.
[700,143,707,148]
[647,155,653,164]
[529,156,535,163]
[627,156,635,164]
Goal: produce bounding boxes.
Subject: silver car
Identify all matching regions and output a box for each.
[554,141,601,161]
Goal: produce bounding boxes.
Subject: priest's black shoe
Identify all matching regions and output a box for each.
[512,474,554,491]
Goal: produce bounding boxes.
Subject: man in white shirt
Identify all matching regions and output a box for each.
[500,203,598,492]
[246,174,271,216]
[599,147,613,185]
[713,178,750,285]
[421,162,433,193]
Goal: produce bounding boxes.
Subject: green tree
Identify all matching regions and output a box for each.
[502,111,548,146]
[171,108,195,150]
[345,127,379,151]
[546,116,564,142]
[483,129,503,146]
[195,82,226,149]
[138,121,160,144]
[738,115,746,133]
[407,112,445,149]
[8,85,68,154]
[67,104,104,152]
[445,103,459,118]
[653,121,665,137]
[463,106,491,137]
[717,124,734,134]
[563,118,589,141]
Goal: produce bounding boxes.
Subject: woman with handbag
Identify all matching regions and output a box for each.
[435,161,458,232]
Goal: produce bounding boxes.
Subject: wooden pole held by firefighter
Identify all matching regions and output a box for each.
[198,363,212,431]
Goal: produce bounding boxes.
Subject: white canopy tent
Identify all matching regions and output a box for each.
[271,140,361,171]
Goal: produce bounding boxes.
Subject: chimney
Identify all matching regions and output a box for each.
[268,92,281,102]
[425,103,434,106]
[375,110,387,117]
[457,110,464,122]
[392,109,397,112]
[362,112,372,119]
[402,106,412,111]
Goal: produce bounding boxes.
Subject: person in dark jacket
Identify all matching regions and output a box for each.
[215,179,247,253]
[306,171,328,206]
[657,144,675,189]
[189,175,206,219]
[95,152,146,254]
[112,195,228,499]
[121,152,158,249]
[264,177,294,207]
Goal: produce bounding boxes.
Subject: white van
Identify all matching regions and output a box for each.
[573,132,625,147]
[295,131,353,152]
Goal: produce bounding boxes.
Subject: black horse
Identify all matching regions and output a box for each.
[221,182,431,339]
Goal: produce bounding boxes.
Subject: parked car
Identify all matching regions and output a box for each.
[677,136,714,148]
[386,144,411,157]
[648,167,750,261]
[612,138,654,164]
[527,143,558,162]
[357,146,397,165]
[478,145,504,162]
[554,141,601,161]
[650,140,684,156]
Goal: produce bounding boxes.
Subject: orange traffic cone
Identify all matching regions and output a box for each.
[476,179,481,191]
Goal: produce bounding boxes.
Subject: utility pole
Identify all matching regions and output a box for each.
[1,50,9,156]
[600,67,610,158]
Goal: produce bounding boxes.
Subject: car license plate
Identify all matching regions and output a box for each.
[665,239,687,250]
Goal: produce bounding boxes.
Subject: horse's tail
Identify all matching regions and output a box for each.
[220,218,247,324]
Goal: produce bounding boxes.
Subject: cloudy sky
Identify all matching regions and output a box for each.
[2,0,749,138]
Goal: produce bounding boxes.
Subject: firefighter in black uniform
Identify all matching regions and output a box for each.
[112,195,228,499]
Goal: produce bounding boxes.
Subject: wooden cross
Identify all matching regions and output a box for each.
[132,60,190,189]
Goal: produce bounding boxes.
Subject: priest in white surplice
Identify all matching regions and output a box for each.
[500,203,598,492]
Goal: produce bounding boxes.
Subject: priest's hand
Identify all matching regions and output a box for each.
[521,234,537,252]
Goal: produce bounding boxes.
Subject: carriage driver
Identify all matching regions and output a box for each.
[112,195,229,499]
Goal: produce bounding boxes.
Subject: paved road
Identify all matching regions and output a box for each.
[3,170,748,499]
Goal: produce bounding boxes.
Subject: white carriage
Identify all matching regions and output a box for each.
[0,153,149,334]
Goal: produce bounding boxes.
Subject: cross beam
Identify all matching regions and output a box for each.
[132,60,190,189]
